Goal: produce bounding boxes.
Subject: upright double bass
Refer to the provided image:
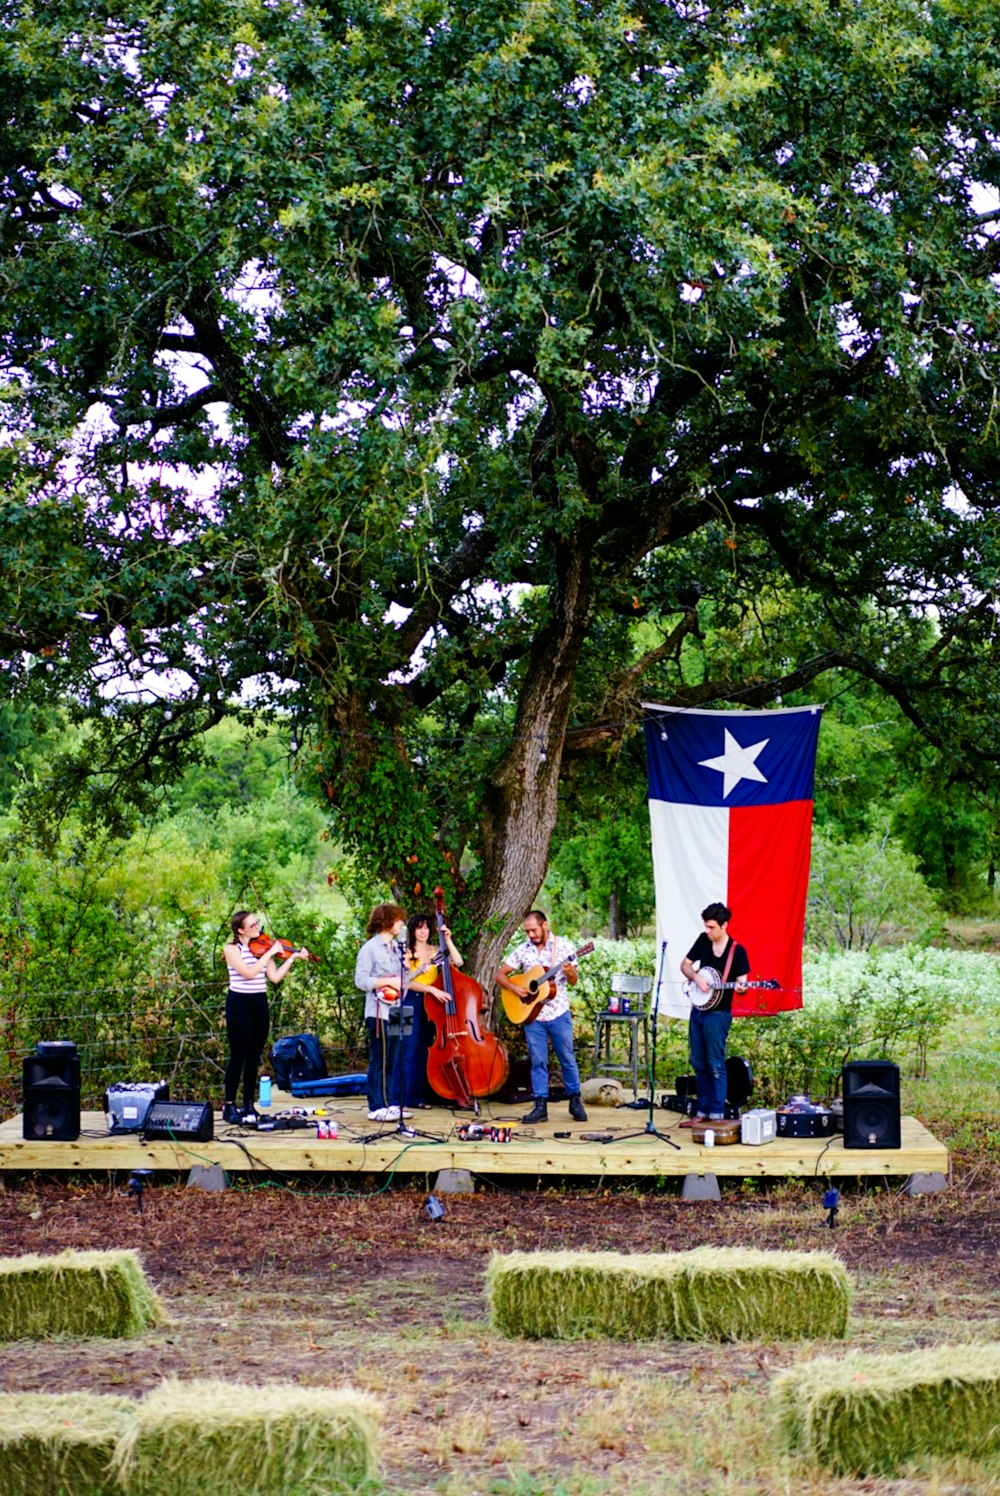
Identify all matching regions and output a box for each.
[424,887,510,1107]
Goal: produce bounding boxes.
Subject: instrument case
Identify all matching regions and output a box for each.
[691,1118,742,1145]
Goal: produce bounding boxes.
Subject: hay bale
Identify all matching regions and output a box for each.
[770,1342,1000,1476]
[114,1379,381,1496]
[0,1249,166,1341]
[486,1247,850,1342]
[0,1391,134,1496]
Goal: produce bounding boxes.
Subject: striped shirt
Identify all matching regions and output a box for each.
[226,942,268,995]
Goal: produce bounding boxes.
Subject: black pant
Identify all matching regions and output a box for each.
[225,990,270,1110]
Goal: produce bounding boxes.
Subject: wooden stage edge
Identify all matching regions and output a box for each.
[0,1095,949,1182]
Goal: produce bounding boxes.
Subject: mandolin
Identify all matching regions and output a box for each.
[501,942,595,1026]
[374,951,445,1013]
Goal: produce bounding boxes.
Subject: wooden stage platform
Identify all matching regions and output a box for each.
[0,1092,949,1183]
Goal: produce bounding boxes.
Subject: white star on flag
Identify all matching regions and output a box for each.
[699,729,770,798]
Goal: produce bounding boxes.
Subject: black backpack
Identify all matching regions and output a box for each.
[270,1032,327,1091]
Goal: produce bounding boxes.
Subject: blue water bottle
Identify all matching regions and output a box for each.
[258,1074,272,1108]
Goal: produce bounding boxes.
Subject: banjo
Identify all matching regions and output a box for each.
[682,969,779,1012]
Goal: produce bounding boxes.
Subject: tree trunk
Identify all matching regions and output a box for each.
[608,890,620,941]
[467,542,594,985]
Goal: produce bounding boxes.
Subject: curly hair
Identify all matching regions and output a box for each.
[366,902,407,938]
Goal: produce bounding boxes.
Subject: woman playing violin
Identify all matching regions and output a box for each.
[222,911,311,1124]
[403,911,464,1108]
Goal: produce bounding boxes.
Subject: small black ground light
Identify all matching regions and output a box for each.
[127,1169,153,1213]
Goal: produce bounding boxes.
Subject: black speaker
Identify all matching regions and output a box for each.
[22,1041,82,1141]
[842,1060,901,1149]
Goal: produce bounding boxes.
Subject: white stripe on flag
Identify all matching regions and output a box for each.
[648,799,728,1017]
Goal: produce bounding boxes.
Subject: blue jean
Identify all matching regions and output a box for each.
[688,1007,733,1118]
[366,1015,401,1111]
[525,1009,582,1099]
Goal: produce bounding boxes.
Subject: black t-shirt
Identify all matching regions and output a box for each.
[685,933,750,1014]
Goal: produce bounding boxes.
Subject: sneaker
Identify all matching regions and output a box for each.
[222,1102,242,1125]
[241,1106,258,1126]
[366,1105,413,1122]
[568,1094,588,1123]
[522,1099,548,1124]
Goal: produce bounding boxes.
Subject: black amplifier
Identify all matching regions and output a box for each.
[143,1100,213,1142]
[104,1081,170,1134]
[776,1108,834,1139]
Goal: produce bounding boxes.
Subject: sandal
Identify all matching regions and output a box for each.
[678,1115,708,1129]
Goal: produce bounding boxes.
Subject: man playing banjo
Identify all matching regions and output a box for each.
[678,902,750,1129]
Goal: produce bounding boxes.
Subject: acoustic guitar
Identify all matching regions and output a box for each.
[501,942,595,1026]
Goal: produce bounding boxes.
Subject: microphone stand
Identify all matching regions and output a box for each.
[390,938,438,1141]
[614,940,680,1149]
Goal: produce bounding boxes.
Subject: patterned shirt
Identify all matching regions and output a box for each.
[503,930,577,1024]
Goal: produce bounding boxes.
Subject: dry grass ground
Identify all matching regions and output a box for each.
[0,1168,998,1495]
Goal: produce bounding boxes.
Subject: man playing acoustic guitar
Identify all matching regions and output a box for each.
[678,902,750,1128]
[496,910,588,1125]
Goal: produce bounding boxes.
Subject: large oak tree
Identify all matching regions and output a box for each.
[2,0,1000,975]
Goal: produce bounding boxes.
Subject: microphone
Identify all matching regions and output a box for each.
[396,938,408,958]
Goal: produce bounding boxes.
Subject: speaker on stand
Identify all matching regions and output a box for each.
[22,1040,82,1142]
[842,1059,901,1150]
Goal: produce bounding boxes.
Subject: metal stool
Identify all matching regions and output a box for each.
[590,974,651,1096]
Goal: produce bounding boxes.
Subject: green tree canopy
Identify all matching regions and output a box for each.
[3,0,1000,974]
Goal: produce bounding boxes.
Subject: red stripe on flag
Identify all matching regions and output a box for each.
[727,800,813,1014]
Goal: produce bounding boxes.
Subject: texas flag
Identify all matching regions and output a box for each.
[643,704,823,1018]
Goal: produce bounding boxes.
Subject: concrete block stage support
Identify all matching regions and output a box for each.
[680,1173,721,1202]
[187,1163,227,1192]
[902,1171,948,1196]
[434,1168,475,1194]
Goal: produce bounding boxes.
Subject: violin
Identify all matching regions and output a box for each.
[248,931,320,964]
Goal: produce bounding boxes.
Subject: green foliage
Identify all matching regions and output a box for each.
[542,810,654,938]
[807,825,942,949]
[159,719,294,817]
[3,0,1000,968]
